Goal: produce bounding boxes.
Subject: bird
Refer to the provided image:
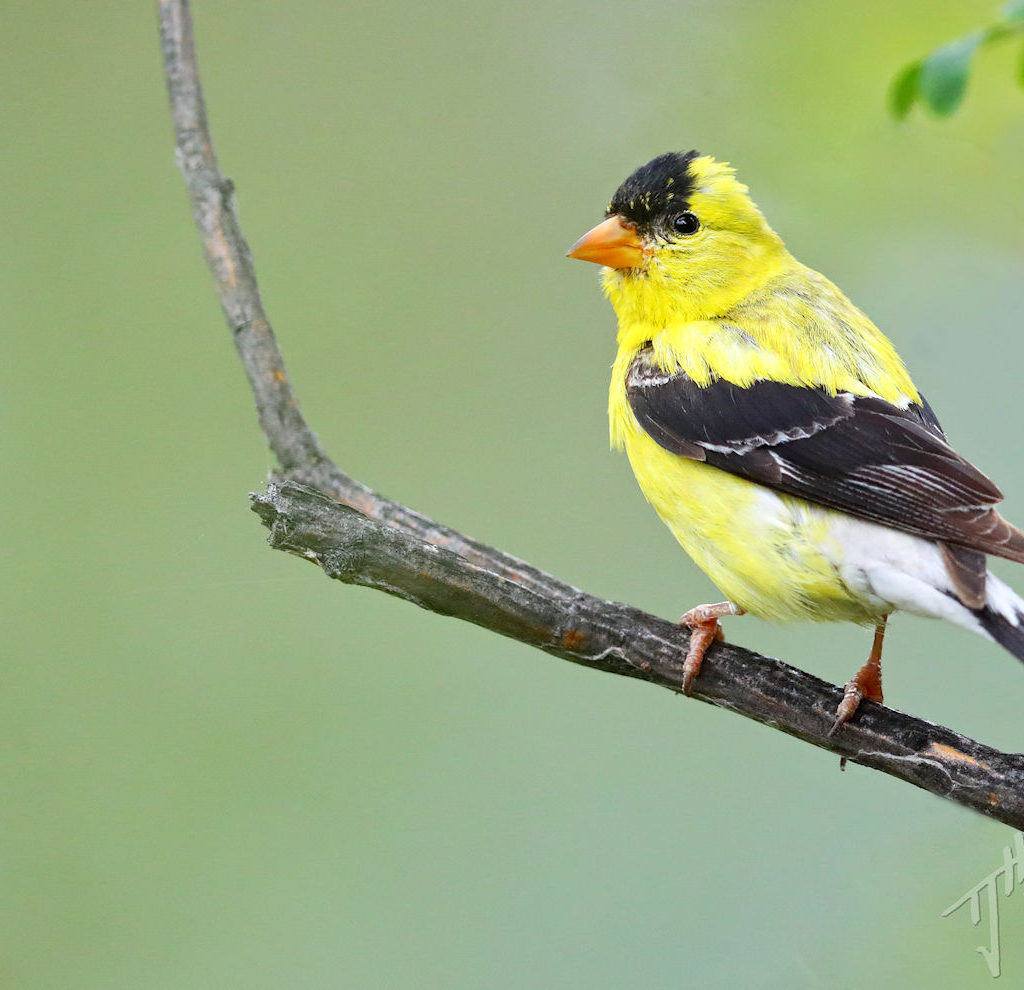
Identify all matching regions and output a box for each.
[566,150,1024,733]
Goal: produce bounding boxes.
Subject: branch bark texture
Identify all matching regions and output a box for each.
[158,0,1024,830]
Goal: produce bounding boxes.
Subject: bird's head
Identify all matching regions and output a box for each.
[568,151,786,331]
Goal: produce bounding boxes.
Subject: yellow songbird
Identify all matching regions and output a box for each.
[568,151,1024,731]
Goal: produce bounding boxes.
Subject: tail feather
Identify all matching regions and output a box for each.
[972,568,1024,662]
[978,605,1024,663]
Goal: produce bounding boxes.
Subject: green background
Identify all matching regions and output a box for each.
[4,1,1024,986]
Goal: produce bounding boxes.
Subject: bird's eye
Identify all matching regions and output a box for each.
[671,212,700,235]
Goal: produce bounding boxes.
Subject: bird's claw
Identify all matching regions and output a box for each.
[828,654,884,736]
[678,601,743,696]
[829,685,864,737]
[680,602,743,627]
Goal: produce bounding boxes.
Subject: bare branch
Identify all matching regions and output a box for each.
[157,0,585,593]
[252,481,1024,829]
[159,0,324,473]
[158,0,1024,830]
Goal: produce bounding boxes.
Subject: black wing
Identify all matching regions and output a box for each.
[625,345,1024,566]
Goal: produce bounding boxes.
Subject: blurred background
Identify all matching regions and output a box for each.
[4,0,1024,986]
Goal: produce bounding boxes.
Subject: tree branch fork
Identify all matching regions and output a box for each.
[159,0,1024,830]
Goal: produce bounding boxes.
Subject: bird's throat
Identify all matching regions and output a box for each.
[604,254,786,349]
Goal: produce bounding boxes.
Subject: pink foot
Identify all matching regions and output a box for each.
[678,601,744,695]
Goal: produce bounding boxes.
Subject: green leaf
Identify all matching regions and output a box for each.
[919,32,984,115]
[888,60,922,119]
[1018,41,1024,87]
[1004,0,1024,23]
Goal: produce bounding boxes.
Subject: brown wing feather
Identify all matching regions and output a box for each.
[939,543,987,609]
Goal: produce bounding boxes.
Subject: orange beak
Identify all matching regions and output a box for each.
[566,215,644,269]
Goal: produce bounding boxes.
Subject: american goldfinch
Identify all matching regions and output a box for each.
[567,150,1024,732]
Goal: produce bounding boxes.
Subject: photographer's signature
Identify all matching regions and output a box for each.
[943,832,1024,977]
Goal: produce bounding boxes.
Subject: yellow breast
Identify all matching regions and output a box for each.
[608,343,887,625]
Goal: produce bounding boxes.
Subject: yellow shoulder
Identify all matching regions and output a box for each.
[616,261,918,404]
[608,262,921,450]
[727,262,919,404]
